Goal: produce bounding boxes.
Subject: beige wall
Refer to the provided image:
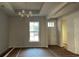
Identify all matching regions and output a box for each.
[0,10,9,55]
[58,11,79,54]
[74,19,79,54]
[57,19,62,47]
[40,17,48,47]
[9,16,48,47]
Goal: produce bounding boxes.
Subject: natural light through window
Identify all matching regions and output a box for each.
[29,22,39,42]
[48,22,54,27]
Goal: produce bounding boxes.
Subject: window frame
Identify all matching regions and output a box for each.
[29,21,39,42]
[48,22,55,27]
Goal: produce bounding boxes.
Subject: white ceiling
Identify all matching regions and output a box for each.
[0,2,63,16]
[10,2,43,10]
[0,2,79,18]
[40,2,63,16]
[51,3,79,18]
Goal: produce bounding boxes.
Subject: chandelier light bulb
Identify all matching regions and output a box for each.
[18,10,33,17]
[18,12,21,15]
[21,14,24,17]
[22,10,25,13]
[27,14,29,18]
[29,11,32,14]
[29,11,32,16]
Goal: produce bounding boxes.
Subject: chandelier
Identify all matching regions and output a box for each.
[18,10,32,18]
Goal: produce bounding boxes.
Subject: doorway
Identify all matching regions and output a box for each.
[61,20,68,48]
[47,20,57,45]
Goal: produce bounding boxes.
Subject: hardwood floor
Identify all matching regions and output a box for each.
[7,48,20,57]
[4,45,79,57]
[7,48,54,57]
[49,45,79,57]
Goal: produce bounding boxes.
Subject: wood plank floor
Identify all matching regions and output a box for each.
[6,45,79,57]
[48,45,79,57]
[7,48,54,57]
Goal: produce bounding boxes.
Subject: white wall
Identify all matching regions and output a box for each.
[48,20,57,45]
[57,19,62,47]
[65,18,75,53]
[0,10,9,55]
[9,16,48,47]
[40,17,48,47]
[74,19,79,54]
[58,11,79,54]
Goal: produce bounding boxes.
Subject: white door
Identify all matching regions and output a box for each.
[48,20,57,45]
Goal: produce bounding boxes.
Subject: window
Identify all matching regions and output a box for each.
[48,22,54,27]
[29,22,39,42]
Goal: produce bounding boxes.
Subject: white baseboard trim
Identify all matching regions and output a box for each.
[9,46,48,48]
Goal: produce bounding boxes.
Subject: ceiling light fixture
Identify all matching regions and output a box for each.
[18,10,32,18]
